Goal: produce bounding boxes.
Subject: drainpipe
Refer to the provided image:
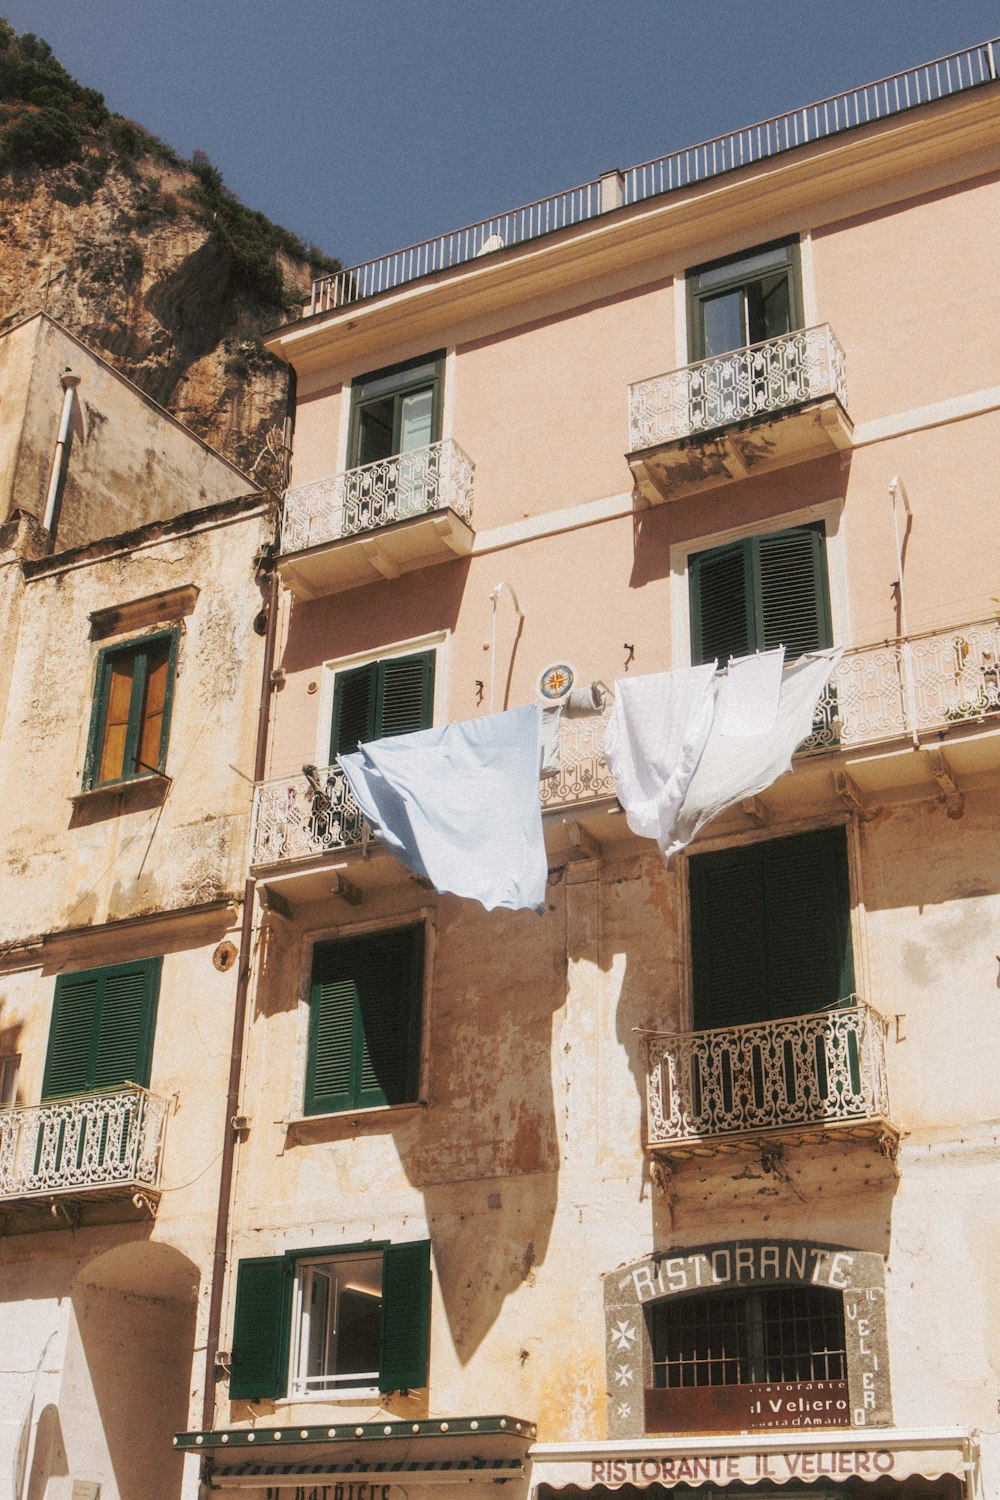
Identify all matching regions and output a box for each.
[889,475,920,749]
[200,557,280,1434]
[42,369,81,535]
[489,581,524,712]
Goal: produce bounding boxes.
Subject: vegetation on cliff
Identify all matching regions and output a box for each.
[0,19,340,480]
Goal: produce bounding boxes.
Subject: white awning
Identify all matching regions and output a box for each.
[529,1429,975,1493]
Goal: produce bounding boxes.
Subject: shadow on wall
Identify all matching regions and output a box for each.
[26,1404,68,1500]
[71,1241,199,1500]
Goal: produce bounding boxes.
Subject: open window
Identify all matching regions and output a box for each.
[83,629,179,789]
[687,238,802,361]
[229,1239,432,1401]
[304,924,424,1117]
[348,353,444,469]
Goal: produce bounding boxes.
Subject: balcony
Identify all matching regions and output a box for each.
[644,999,896,1160]
[251,617,1000,898]
[627,325,853,505]
[0,1084,169,1230]
[277,439,476,598]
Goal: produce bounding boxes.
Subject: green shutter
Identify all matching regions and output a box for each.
[229,1256,292,1401]
[376,651,435,739]
[356,926,424,1108]
[755,524,832,656]
[380,1239,431,1391]
[331,662,378,757]
[690,845,770,1030]
[305,926,423,1116]
[690,828,854,1030]
[690,541,752,665]
[690,524,831,666]
[41,973,100,1099]
[305,969,359,1115]
[42,958,161,1099]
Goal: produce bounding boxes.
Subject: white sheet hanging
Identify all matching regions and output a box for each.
[604,649,843,861]
[339,702,548,914]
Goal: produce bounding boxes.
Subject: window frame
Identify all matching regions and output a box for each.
[83,627,180,791]
[318,632,445,768]
[303,921,426,1118]
[288,1249,384,1399]
[686,236,804,362]
[346,351,445,471]
[0,1054,20,1107]
[329,648,436,761]
[229,1239,432,1403]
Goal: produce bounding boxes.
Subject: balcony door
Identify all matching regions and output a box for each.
[348,353,444,527]
[689,827,854,1032]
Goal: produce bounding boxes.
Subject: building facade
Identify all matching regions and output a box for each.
[177,40,999,1500]
[0,314,272,1498]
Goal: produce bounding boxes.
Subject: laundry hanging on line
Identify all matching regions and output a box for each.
[339,701,549,914]
[604,647,842,861]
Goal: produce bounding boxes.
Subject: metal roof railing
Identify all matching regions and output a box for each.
[310,37,998,315]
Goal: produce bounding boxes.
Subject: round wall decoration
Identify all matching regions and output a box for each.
[538,662,575,701]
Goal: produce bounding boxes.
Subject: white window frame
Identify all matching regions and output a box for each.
[315,629,449,769]
[668,499,850,669]
[0,1055,19,1107]
[288,1250,383,1401]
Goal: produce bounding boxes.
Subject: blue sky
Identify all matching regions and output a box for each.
[2,3,998,271]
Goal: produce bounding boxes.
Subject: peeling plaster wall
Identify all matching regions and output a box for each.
[223,789,1000,1454]
[0,313,255,551]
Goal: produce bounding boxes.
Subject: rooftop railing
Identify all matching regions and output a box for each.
[644,999,892,1148]
[310,40,997,314]
[628,324,847,450]
[280,439,475,556]
[0,1084,168,1202]
[251,617,1000,870]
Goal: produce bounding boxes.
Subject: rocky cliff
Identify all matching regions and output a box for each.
[0,21,338,485]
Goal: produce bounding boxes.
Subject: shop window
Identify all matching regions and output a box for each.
[330,649,435,759]
[348,353,444,470]
[304,924,424,1117]
[229,1240,431,1401]
[689,826,855,1033]
[649,1284,847,1388]
[83,630,178,789]
[689,522,833,667]
[687,238,802,361]
[42,958,162,1099]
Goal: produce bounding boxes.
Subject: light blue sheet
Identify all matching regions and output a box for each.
[339,702,548,914]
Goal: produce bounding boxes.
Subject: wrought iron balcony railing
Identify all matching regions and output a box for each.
[280,439,475,556]
[250,712,618,869]
[644,999,892,1149]
[627,324,848,451]
[0,1084,169,1202]
[251,617,1000,870]
[310,40,998,312]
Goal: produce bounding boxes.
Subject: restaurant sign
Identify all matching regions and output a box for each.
[645,1380,850,1435]
[590,1448,898,1486]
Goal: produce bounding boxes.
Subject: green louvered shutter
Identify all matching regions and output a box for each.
[380,1239,432,1391]
[92,961,161,1088]
[690,845,770,1030]
[306,926,423,1115]
[229,1256,292,1401]
[690,828,854,1030]
[755,524,832,655]
[356,926,424,1108]
[41,973,100,1099]
[331,662,378,757]
[42,959,161,1099]
[691,524,832,666]
[761,828,855,1017]
[305,963,358,1115]
[690,541,752,666]
[376,651,435,739]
